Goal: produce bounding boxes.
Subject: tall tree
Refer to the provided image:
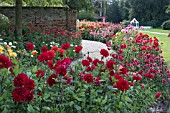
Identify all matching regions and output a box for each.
[106,0,122,23]
[66,0,93,12]
[15,0,22,37]
[128,0,169,27]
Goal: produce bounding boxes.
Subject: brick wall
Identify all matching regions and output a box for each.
[0,7,77,31]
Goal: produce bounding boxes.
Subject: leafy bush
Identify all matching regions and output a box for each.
[0,14,10,32]
[77,10,95,21]
[161,20,170,30]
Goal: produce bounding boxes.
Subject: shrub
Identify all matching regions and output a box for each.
[161,20,170,30]
[77,10,95,21]
[0,14,10,32]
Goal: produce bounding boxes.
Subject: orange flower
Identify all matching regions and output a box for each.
[51,46,58,52]
[6,45,11,50]
[31,50,38,55]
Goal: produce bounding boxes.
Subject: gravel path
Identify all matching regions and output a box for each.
[82,40,112,59]
[71,40,113,65]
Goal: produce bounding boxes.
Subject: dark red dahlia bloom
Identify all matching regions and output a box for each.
[55,58,72,76]
[84,74,93,83]
[155,92,162,98]
[120,44,127,49]
[41,46,48,53]
[0,55,12,69]
[46,74,57,86]
[106,59,116,70]
[100,49,109,57]
[82,60,90,67]
[87,56,93,62]
[47,60,55,70]
[25,92,34,102]
[24,79,36,91]
[116,78,129,91]
[26,42,34,51]
[14,73,29,87]
[144,73,154,79]
[36,70,45,78]
[12,87,28,102]
[93,58,100,66]
[132,74,142,81]
[119,67,128,75]
[61,42,70,50]
[75,46,83,53]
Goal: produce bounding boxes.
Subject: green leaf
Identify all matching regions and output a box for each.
[32,66,37,73]
[13,65,20,75]
[107,86,118,92]
[101,96,107,104]
[74,104,81,111]
[27,104,34,112]
[2,107,7,113]
[11,57,17,64]
[42,106,51,111]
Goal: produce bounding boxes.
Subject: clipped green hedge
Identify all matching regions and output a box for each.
[162,20,170,30]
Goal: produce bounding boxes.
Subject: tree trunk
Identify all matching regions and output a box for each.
[15,0,22,38]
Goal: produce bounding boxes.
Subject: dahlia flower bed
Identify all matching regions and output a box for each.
[0,24,169,113]
[77,20,122,43]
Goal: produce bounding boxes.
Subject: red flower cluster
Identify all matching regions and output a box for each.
[75,46,83,53]
[0,55,12,69]
[38,50,55,62]
[116,78,129,91]
[155,92,162,98]
[84,74,94,83]
[26,42,34,50]
[61,42,70,50]
[82,60,90,67]
[106,59,116,70]
[100,49,109,57]
[41,46,48,53]
[12,73,35,102]
[46,74,57,86]
[36,70,45,78]
[54,58,72,76]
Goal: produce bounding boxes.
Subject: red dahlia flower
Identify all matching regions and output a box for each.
[14,73,29,87]
[36,70,45,78]
[116,78,129,91]
[0,55,12,69]
[25,92,34,102]
[47,74,57,86]
[24,78,36,91]
[38,50,55,62]
[75,46,83,53]
[82,60,90,67]
[155,92,162,98]
[100,49,109,57]
[12,87,28,102]
[106,59,116,70]
[26,42,34,51]
[61,42,70,50]
[84,74,93,83]
[41,46,48,53]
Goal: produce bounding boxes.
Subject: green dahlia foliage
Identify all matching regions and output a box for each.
[0,23,169,113]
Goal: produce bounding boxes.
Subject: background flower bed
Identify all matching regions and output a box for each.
[0,21,170,113]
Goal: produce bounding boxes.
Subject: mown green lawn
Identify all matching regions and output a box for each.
[141,29,170,69]
[143,28,170,33]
